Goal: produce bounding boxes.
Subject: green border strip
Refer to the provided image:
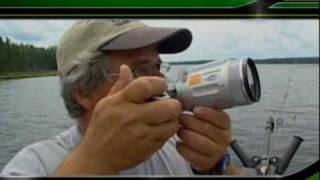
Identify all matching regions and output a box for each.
[0,0,258,8]
[270,2,319,8]
[308,172,319,180]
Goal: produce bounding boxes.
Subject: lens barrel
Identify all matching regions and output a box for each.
[172,58,261,110]
[242,58,261,103]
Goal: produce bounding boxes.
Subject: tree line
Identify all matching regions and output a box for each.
[0,36,57,73]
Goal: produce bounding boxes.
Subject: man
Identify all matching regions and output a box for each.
[1,19,242,176]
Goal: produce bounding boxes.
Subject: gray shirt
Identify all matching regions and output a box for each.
[1,125,194,176]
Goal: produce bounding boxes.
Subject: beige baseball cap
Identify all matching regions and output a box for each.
[57,19,192,77]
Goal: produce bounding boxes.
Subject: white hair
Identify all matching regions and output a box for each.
[59,51,111,118]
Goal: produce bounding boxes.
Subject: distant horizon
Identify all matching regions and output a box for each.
[1,35,318,62]
[1,34,318,63]
[164,56,319,62]
[1,35,319,60]
[0,20,318,60]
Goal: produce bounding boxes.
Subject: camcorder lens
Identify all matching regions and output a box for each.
[243,59,261,102]
[247,66,255,96]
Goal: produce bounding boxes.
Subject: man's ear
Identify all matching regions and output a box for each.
[73,89,92,111]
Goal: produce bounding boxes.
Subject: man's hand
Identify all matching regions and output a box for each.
[176,106,231,172]
[54,65,182,175]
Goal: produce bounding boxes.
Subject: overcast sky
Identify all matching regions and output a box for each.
[0,19,318,61]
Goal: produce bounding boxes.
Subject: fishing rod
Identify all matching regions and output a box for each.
[231,61,303,175]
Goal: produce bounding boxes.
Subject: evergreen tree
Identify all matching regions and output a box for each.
[0,36,57,73]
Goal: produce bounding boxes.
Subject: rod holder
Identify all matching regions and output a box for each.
[271,136,304,175]
[230,140,260,168]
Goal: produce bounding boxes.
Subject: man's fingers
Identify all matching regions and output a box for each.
[122,76,167,103]
[179,113,230,146]
[177,129,224,157]
[148,118,179,142]
[141,99,182,125]
[193,106,231,130]
[108,64,134,96]
[176,142,216,171]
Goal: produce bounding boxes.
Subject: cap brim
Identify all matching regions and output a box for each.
[99,26,192,54]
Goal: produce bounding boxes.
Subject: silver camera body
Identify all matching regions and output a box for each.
[167,58,261,110]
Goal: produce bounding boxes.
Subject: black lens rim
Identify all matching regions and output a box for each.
[242,58,261,102]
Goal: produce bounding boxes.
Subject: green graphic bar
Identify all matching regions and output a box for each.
[0,0,258,8]
[307,172,319,180]
[270,2,319,8]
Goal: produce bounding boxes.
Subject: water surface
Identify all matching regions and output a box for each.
[0,64,318,175]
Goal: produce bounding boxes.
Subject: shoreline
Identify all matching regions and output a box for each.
[1,62,318,80]
[0,71,58,80]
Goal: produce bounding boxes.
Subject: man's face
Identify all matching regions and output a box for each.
[108,45,164,80]
[79,45,164,130]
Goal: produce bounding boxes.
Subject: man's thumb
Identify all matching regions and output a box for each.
[107,64,134,96]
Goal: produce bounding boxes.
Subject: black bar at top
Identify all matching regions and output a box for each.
[0,7,318,18]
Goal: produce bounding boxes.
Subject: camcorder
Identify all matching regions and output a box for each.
[165,58,261,110]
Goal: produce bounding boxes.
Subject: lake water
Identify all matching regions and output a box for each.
[0,64,319,176]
